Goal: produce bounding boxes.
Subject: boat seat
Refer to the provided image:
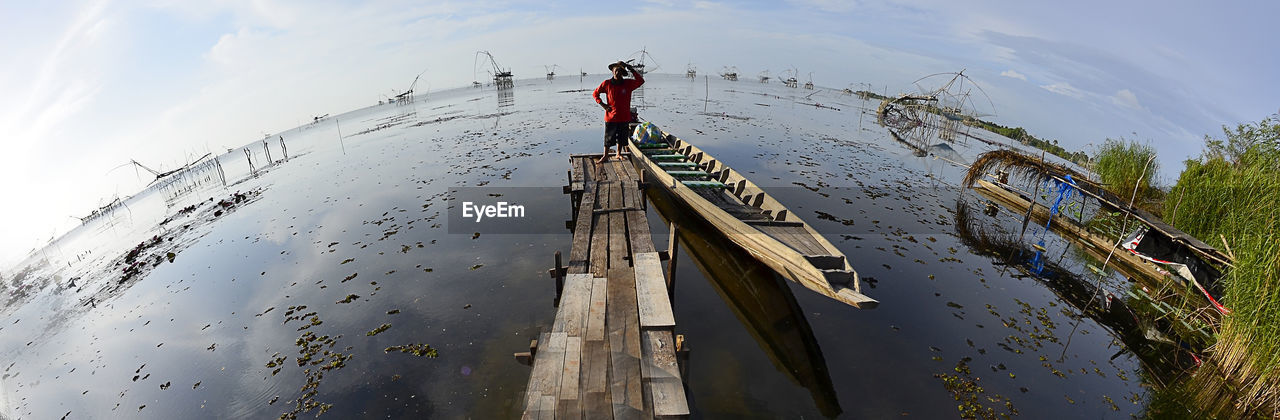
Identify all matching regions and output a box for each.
[642,149,673,155]
[665,171,710,178]
[681,180,729,189]
[658,162,698,168]
[648,154,687,161]
[821,269,857,287]
[636,142,670,149]
[804,255,845,270]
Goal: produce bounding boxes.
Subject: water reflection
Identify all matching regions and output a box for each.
[497,89,514,108]
[647,183,841,418]
[953,196,1200,382]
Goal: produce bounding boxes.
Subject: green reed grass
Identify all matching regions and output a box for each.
[1092,138,1162,211]
[1163,116,1280,415]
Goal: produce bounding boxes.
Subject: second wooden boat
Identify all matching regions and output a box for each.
[626,128,877,309]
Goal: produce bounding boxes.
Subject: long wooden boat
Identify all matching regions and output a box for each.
[626,129,877,308]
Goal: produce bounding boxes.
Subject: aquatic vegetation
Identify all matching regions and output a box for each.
[385,344,438,358]
[278,311,351,419]
[1091,137,1161,208]
[336,294,360,304]
[366,323,392,336]
[933,357,1018,419]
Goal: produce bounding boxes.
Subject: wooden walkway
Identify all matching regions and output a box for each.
[522,154,689,419]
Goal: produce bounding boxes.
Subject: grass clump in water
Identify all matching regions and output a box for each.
[1091,137,1162,210]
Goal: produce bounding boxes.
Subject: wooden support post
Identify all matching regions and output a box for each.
[638,170,647,211]
[676,334,690,383]
[666,223,679,302]
[554,251,565,303]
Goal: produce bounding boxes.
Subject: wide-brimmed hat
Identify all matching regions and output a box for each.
[608,61,627,71]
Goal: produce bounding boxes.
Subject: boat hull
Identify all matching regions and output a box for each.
[627,133,876,308]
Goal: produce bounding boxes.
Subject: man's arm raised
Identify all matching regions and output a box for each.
[629,64,644,87]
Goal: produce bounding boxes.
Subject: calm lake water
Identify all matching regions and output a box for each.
[2,75,1190,418]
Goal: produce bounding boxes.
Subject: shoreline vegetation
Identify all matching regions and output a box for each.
[1090,116,1280,416]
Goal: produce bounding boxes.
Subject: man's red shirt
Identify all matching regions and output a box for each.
[593,73,644,123]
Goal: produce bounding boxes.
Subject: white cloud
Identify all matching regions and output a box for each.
[1040,82,1084,99]
[1112,88,1142,110]
[999,69,1026,80]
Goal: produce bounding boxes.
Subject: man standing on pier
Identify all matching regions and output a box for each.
[593,60,644,164]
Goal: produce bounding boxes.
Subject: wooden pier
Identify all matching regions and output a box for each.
[521,154,689,419]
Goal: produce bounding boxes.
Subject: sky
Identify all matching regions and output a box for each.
[1,0,1276,268]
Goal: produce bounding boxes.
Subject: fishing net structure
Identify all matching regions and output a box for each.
[474,51,513,90]
[781,67,799,88]
[627,48,660,75]
[719,66,738,81]
[878,70,996,152]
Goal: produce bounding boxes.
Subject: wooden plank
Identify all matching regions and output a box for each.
[570,156,586,192]
[589,199,610,277]
[641,329,690,418]
[621,167,657,255]
[607,266,646,420]
[582,277,609,417]
[569,158,597,274]
[557,336,583,419]
[586,278,608,341]
[582,338,610,393]
[606,163,631,272]
[581,340,611,419]
[523,332,555,414]
[582,279,611,416]
[568,189,596,274]
[633,252,675,328]
[537,395,556,420]
[553,274,593,335]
